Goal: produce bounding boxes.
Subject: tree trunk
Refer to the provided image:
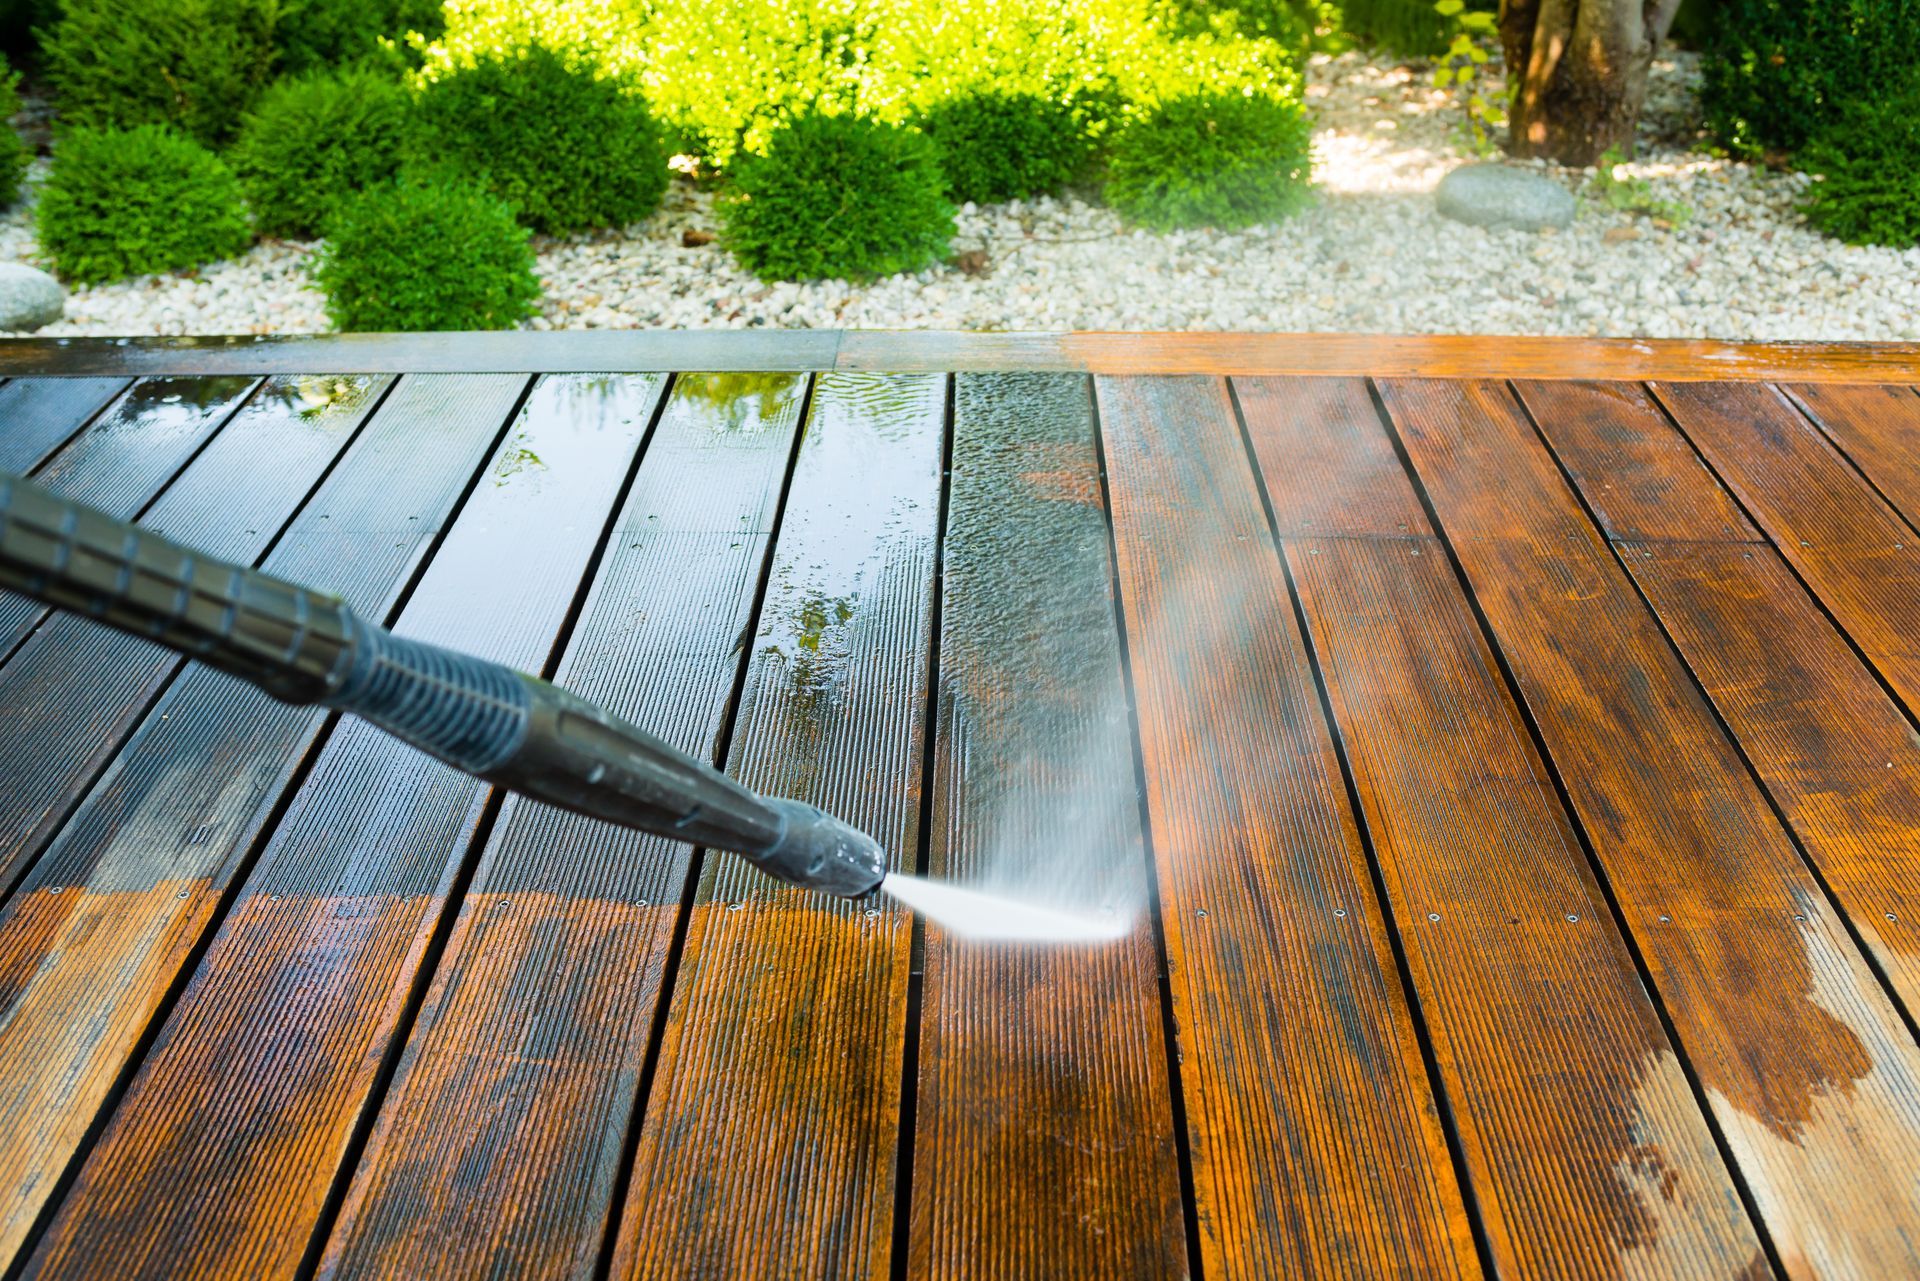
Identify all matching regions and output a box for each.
[1498,0,1683,166]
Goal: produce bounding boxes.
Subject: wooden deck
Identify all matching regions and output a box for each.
[2,334,1919,1279]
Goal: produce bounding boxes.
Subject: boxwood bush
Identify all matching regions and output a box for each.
[40,0,278,146]
[275,0,443,73]
[1105,89,1312,229]
[1801,87,1920,248]
[315,180,542,331]
[231,67,411,238]
[919,90,1095,203]
[1701,0,1920,155]
[721,110,954,281]
[0,65,28,208]
[36,125,250,283]
[410,44,668,236]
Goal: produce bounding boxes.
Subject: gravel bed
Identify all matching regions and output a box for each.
[4,50,1916,339]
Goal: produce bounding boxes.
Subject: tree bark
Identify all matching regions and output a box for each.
[1498,0,1683,165]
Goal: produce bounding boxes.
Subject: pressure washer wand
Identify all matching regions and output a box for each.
[0,470,885,898]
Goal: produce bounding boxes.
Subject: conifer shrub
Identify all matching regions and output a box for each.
[410,44,668,236]
[275,0,442,73]
[1701,0,1920,155]
[0,65,28,208]
[1801,87,1920,248]
[919,90,1095,203]
[230,67,411,238]
[1104,89,1312,229]
[40,0,278,146]
[720,110,954,281]
[36,125,250,283]
[314,179,541,331]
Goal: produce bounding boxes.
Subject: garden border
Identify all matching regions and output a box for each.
[1,332,1918,381]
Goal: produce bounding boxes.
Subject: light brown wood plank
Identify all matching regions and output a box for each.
[1096,374,1478,1278]
[1785,383,1920,539]
[1383,376,1920,1279]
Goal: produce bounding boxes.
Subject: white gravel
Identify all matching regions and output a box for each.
[5,49,1917,339]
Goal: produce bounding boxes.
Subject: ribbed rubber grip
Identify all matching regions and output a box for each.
[327,623,532,775]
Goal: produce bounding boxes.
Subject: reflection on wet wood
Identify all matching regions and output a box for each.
[1242,376,1763,1278]
[614,372,944,1279]
[1384,377,1920,1279]
[0,377,132,474]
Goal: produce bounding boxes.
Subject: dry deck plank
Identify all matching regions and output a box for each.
[1381,376,1920,1279]
[0,375,259,660]
[0,376,392,898]
[1653,381,1920,715]
[23,374,658,1281]
[1237,376,1763,1279]
[613,373,944,1279]
[0,376,131,474]
[1519,378,1920,1028]
[1785,383,1920,546]
[0,374,524,1273]
[317,372,809,1280]
[908,373,1183,1276]
[1094,375,1477,1278]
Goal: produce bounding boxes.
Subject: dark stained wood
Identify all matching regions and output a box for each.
[1383,376,1920,1279]
[0,374,526,1273]
[1783,383,1920,544]
[316,373,808,1280]
[1239,376,1764,1278]
[1520,378,1920,1031]
[1653,381,1920,716]
[22,374,658,1281]
[0,375,392,897]
[0,377,132,474]
[612,373,944,1280]
[0,375,259,659]
[1095,375,1478,1278]
[908,372,1183,1276]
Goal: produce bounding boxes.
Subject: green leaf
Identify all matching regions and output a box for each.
[1432,67,1453,87]
[1460,11,1497,29]
[1434,0,1465,15]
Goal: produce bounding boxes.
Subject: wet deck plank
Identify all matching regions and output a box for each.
[318,372,807,1280]
[613,372,943,1279]
[0,374,526,1273]
[1240,376,1763,1278]
[1381,377,1920,1279]
[4,343,1920,1280]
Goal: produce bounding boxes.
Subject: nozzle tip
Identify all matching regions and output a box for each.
[752,798,885,898]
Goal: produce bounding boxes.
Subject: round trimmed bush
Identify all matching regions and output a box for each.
[315,180,541,332]
[410,45,668,236]
[231,68,411,239]
[919,90,1094,203]
[1802,88,1920,248]
[721,111,954,282]
[36,126,250,284]
[276,0,444,74]
[1104,91,1311,230]
[0,66,28,209]
[40,0,278,146]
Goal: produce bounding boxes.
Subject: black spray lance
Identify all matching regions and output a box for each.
[0,469,886,899]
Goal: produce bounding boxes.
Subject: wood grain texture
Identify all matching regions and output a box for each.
[613,373,944,1281]
[1518,378,1920,1038]
[1383,376,1920,1280]
[1240,376,1764,1279]
[1653,381,1920,715]
[0,375,392,897]
[1784,383,1920,541]
[0,376,131,473]
[1095,374,1477,1279]
[0,375,259,659]
[317,373,808,1281]
[22,374,657,1281]
[908,372,1183,1277]
[0,374,524,1275]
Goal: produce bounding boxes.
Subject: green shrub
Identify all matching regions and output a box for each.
[0,64,28,207]
[410,44,668,236]
[1165,0,1339,53]
[721,111,954,281]
[1701,0,1920,155]
[276,0,442,73]
[1105,89,1312,229]
[40,0,279,146]
[919,90,1094,202]
[36,125,250,283]
[1801,87,1920,248]
[230,68,410,238]
[1341,0,1449,56]
[315,180,541,331]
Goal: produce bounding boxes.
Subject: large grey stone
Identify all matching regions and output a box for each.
[1435,164,1576,231]
[0,263,64,331]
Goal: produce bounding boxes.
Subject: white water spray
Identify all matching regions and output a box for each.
[879,872,1132,944]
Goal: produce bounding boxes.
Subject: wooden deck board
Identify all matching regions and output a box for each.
[4,336,1920,1280]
